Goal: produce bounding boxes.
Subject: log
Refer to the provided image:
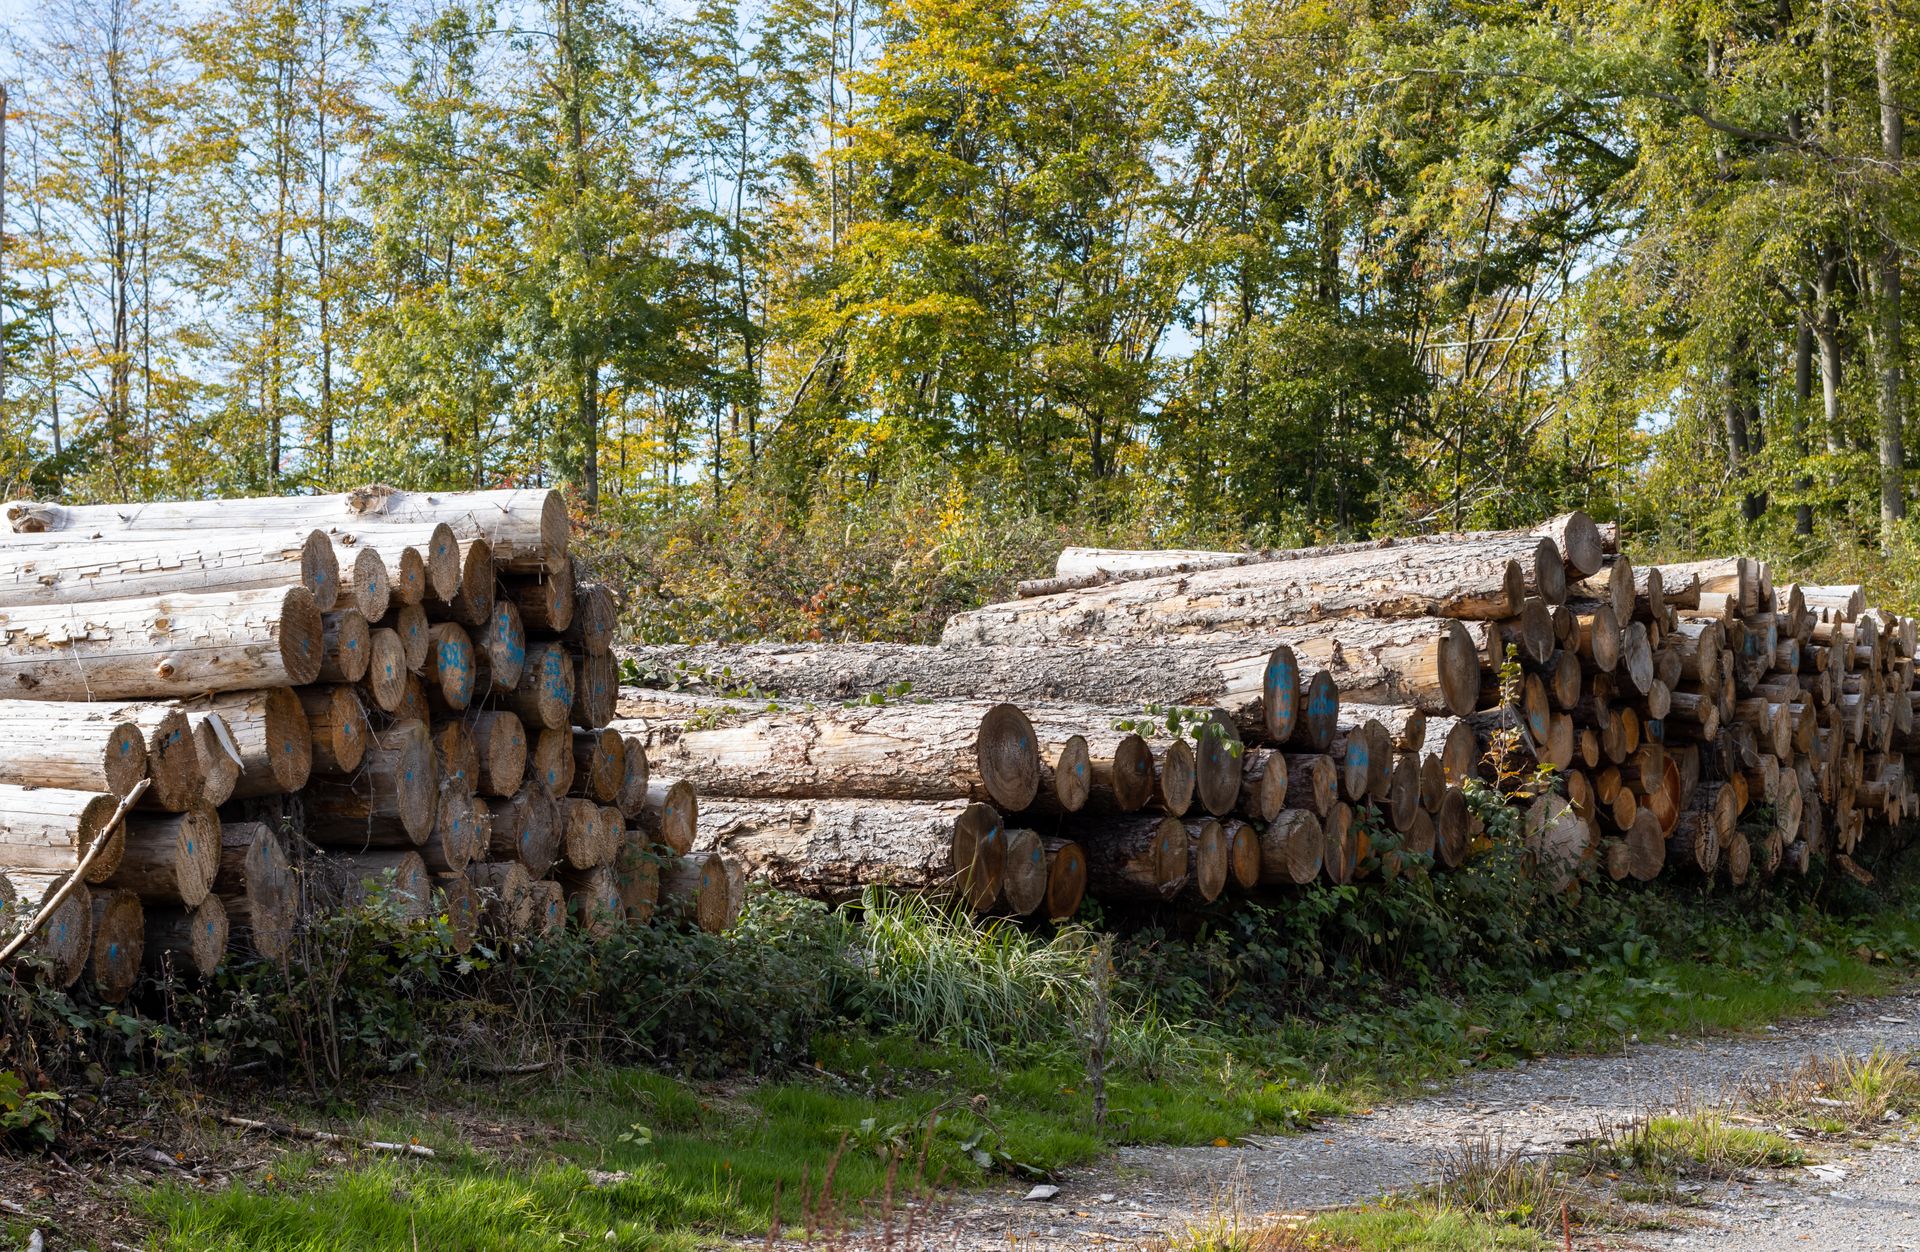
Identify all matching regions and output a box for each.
[305,720,438,847]
[433,721,479,796]
[0,869,13,930]
[998,828,1048,915]
[0,587,323,698]
[505,559,574,633]
[504,641,575,731]
[1287,670,1342,750]
[1040,838,1087,919]
[529,880,566,934]
[8,871,92,986]
[1193,713,1244,817]
[1027,735,1091,815]
[422,623,477,713]
[572,651,618,730]
[615,734,650,818]
[422,789,482,874]
[0,700,147,796]
[180,689,312,798]
[435,872,478,954]
[620,699,1041,811]
[694,798,1005,908]
[611,838,659,925]
[1329,720,1392,804]
[1523,794,1588,892]
[484,783,560,877]
[109,705,206,811]
[528,727,576,798]
[559,798,610,870]
[434,538,497,627]
[1322,804,1357,884]
[1258,810,1324,885]
[360,627,407,713]
[660,852,730,933]
[214,822,296,960]
[108,807,220,905]
[564,583,617,657]
[143,895,227,978]
[640,779,699,855]
[1238,748,1289,821]
[480,599,527,692]
[1182,819,1228,904]
[319,609,372,684]
[8,486,569,571]
[88,887,145,1002]
[387,602,431,671]
[0,527,339,610]
[942,535,1546,648]
[466,710,526,798]
[1282,753,1338,817]
[333,541,391,623]
[334,522,461,603]
[334,850,432,920]
[1153,740,1196,816]
[468,860,535,934]
[1075,814,1189,900]
[0,787,126,882]
[1435,787,1473,868]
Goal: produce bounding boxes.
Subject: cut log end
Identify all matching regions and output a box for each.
[975,703,1041,811]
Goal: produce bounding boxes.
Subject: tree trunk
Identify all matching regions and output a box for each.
[695,797,1005,909]
[143,895,227,978]
[481,600,527,693]
[107,807,219,905]
[178,689,311,798]
[468,860,536,935]
[7,486,569,573]
[0,786,126,882]
[214,821,296,961]
[0,528,338,610]
[7,871,92,987]
[305,720,438,847]
[502,642,575,731]
[1040,837,1087,919]
[660,852,733,934]
[1874,13,1907,532]
[1257,809,1324,885]
[0,587,322,699]
[87,887,143,1003]
[319,610,371,684]
[484,783,560,878]
[1068,814,1189,900]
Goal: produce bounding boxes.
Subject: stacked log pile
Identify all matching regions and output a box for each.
[0,487,738,1002]
[619,512,1913,916]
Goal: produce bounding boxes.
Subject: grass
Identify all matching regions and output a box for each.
[1745,1047,1920,1136]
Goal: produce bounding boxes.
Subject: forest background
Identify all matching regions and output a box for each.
[3,0,1918,643]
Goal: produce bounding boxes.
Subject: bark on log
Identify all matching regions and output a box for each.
[0,527,338,610]
[640,779,699,855]
[694,797,1005,909]
[572,651,618,730]
[503,642,575,732]
[468,860,535,934]
[0,786,126,882]
[0,700,147,796]
[480,600,527,693]
[435,872,478,954]
[1041,838,1087,919]
[306,720,438,847]
[320,609,371,684]
[8,486,568,572]
[484,783,560,878]
[943,536,1547,648]
[214,821,296,960]
[0,587,322,699]
[1258,810,1324,885]
[180,689,311,798]
[144,895,227,978]
[616,734,650,818]
[1238,748,1289,821]
[1282,753,1338,817]
[564,583,617,657]
[1182,819,1228,904]
[660,853,730,933]
[505,561,574,633]
[998,827,1048,915]
[88,887,144,1002]
[333,850,432,920]
[617,699,1041,811]
[109,807,219,905]
[333,541,391,623]
[8,871,91,985]
[1072,814,1189,900]
[611,837,659,925]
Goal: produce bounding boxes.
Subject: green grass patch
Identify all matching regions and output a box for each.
[1596,1112,1806,1175]
[1306,1206,1549,1250]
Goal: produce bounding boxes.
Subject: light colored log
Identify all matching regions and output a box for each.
[0,527,338,610]
[214,821,296,960]
[1041,838,1087,919]
[564,583,617,657]
[332,541,391,623]
[0,700,147,796]
[0,786,125,882]
[659,853,729,933]
[471,711,528,798]
[319,609,371,684]
[108,807,220,905]
[528,726,576,798]
[386,602,430,671]
[179,689,311,798]
[503,641,575,731]
[8,871,92,986]
[1258,810,1323,885]
[641,778,698,855]
[0,587,322,698]
[572,651,618,730]
[479,599,527,692]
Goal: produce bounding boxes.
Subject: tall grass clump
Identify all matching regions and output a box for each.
[840,889,1199,1072]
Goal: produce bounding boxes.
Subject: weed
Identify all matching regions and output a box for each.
[1744,1047,1920,1136]
[1586,1110,1805,1177]
[1422,1138,1578,1231]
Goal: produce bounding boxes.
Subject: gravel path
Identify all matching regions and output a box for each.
[918,986,1920,1250]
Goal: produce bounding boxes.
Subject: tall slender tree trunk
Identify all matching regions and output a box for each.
[1815,251,1844,454]
[1874,13,1906,531]
[1794,308,1814,535]
[1,82,8,417]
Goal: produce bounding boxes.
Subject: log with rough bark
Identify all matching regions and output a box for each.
[485,783,560,877]
[1075,814,1190,900]
[479,600,528,692]
[0,527,340,610]
[0,786,126,882]
[641,778,699,855]
[179,689,312,798]
[564,583,617,657]
[468,860,535,934]
[8,486,569,572]
[306,720,438,847]
[319,609,372,685]
[0,700,148,796]
[695,797,1005,909]
[505,559,574,633]
[1283,753,1339,817]
[557,863,622,937]
[0,587,323,699]
[611,837,659,925]
[143,895,228,978]
[332,541,391,623]
[998,827,1048,915]
[333,850,433,920]
[615,698,1041,812]
[503,641,576,731]
[87,887,145,1002]
[1238,748,1289,821]
[943,534,1554,648]
[1193,714,1244,816]
[8,871,92,986]
[1257,810,1323,885]
[471,712,528,798]
[300,685,369,774]
[1041,838,1087,919]
[433,538,495,627]
[436,872,479,953]
[660,852,731,933]
[1153,740,1196,815]
[108,807,220,905]
[572,651,618,730]
[529,880,566,934]
[1180,819,1228,904]
[215,821,296,960]
[334,522,461,604]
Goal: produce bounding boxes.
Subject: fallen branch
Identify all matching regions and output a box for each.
[218,1114,437,1159]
